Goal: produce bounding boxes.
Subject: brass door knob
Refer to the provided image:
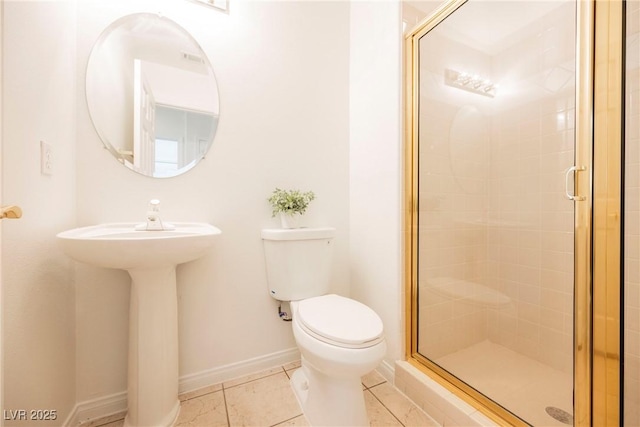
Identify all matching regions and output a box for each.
[1,205,22,220]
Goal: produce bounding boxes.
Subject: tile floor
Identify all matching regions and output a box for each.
[90,361,437,427]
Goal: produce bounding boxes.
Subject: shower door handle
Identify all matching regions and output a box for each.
[565,166,586,201]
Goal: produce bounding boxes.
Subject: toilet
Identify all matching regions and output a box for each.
[261,227,386,427]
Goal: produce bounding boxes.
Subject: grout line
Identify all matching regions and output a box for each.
[92,412,126,427]
[222,364,290,426]
[368,384,407,427]
[363,379,387,390]
[222,369,285,390]
[284,367,296,380]
[222,386,231,427]
[180,385,224,402]
[268,413,305,427]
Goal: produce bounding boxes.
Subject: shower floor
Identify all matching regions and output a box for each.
[435,340,573,426]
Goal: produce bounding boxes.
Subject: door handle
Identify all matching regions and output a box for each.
[565,166,586,201]
[1,205,23,220]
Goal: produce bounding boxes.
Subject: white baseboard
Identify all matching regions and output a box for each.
[65,347,300,427]
[64,391,127,427]
[377,358,395,383]
[179,347,300,393]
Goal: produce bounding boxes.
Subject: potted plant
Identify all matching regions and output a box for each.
[268,188,315,228]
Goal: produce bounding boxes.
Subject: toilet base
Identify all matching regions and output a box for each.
[290,363,368,426]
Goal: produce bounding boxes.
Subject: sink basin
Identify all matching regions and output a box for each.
[57,222,221,427]
[57,222,221,270]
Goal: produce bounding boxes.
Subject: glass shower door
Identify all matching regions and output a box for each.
[414,1,577,424]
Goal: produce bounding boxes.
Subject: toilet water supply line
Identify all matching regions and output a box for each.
[278,302,292,321]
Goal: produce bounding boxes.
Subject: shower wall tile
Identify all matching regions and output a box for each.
[540,307,564,332]
[485,2,575,373]
[519,284,541,305]
[417,32,493,358]
[518,301,540,324]
[541,269,572,294]
[417,0,576,379]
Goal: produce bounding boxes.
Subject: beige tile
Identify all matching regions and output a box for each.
[225,372,302,426]
[364,390,403,427]
[223,366,284,389]
[180,383,223,402]
[283,360,302,371]
[273,415,309,426]
[176,390,228,427]
[94,420,124,427]
[369,382,438,427]
[284,361,302,379]
[362,369,386,389]
[287,367,301,381]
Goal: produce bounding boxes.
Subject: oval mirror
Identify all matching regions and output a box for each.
[86,13,220,178]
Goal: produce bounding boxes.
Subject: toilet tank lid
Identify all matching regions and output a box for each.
[261,227,336,241]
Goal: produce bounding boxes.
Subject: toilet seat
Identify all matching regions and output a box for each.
[296,294,384,349]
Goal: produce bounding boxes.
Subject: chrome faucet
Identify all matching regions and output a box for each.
[145,199,164,230]
[134,199,175,231]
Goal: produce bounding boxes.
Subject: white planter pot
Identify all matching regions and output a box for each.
[280,212,303,229]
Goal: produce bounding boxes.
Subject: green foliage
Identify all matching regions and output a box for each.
[268,188,315,217]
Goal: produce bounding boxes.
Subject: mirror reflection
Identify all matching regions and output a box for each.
[86,13,220,178]
[191,0,228,12]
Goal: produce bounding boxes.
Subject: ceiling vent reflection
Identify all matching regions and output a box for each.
[445,68,497,98]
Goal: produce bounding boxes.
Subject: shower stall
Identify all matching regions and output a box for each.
[405,0,638,425]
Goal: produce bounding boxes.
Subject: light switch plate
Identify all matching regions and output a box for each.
[40,140,52,175]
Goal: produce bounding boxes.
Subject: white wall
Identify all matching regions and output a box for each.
[1,1,77,425]
[74,0,351,404]
[349,0,404,371]
[1,1,406,421]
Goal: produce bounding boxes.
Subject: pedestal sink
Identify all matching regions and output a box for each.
[57,222,221,427]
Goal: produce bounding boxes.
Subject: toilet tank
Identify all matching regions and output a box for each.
[261,227,335,301]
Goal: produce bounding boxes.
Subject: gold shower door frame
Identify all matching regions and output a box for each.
[591,1,623,425]
[404,0,624,425]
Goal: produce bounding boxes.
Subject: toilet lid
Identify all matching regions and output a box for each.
[297,294,384,348]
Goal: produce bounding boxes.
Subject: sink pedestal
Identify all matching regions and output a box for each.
[124,266,180,427]
[56,222,221,427]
